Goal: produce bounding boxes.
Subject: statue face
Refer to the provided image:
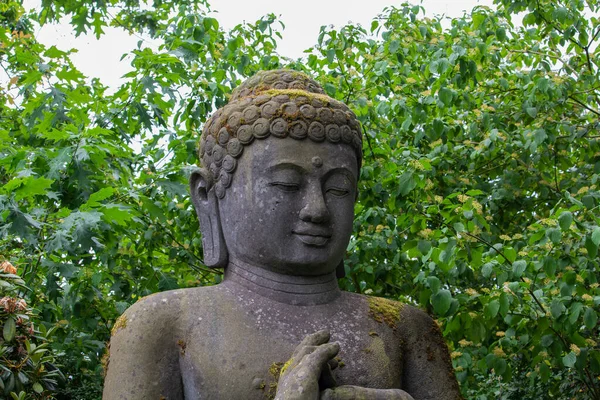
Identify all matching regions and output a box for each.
[217,138,358,276]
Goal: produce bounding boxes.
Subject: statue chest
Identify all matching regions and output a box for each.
[175,293,404,399]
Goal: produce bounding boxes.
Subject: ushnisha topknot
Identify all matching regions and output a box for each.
[199,69,363,198]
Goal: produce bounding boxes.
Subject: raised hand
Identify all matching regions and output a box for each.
[275,330,340,400]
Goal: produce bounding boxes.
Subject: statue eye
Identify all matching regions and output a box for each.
[269,182,300,192]
[326,187,350,197]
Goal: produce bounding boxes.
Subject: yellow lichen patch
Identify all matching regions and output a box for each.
[101,343,110,378]
[261,89,337,105]
[111,314,127,336]
[280,358,294,376]
[266,361,284,399]
[368,297,404,329]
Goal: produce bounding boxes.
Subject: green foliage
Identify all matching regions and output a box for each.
[1,0,599,398]
[0,261,64,398]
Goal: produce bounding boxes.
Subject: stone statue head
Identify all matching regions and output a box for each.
[190,69,362,277]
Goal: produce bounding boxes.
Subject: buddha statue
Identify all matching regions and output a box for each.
[103,69,462,400]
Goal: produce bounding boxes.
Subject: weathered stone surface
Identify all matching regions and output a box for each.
[103,69,462,400]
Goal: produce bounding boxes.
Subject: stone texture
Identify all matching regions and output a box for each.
[103,70,462,400]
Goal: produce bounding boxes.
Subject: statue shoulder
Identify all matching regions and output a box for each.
[397,305,464,400]
[103,286,222,400]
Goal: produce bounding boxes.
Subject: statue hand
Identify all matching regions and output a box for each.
[275,330,340,400]
[321,386,415,400]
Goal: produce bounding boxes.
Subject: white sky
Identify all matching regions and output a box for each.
[23,0,494,89]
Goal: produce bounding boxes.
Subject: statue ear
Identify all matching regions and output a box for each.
[190,169,228,268]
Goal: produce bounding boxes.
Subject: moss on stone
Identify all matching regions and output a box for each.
[368,297,404,329]
[111,314,127,336]
[280,358,293,375]
[100,343,110,378]
[261,89,335,105]
[265,361,284,399]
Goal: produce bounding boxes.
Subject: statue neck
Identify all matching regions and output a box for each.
[224,259,341,306]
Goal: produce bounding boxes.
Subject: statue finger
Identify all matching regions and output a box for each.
[301,342,340,374]
[299,330,330,347]
[318,362,336,390]
[292,330,330,358]
[327,358,338,370]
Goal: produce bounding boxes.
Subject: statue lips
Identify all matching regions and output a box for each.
[292,228,333,247]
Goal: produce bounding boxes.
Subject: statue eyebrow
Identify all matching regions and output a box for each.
[267,161,307,174]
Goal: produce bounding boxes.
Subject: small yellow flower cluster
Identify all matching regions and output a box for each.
[513,234,523,240]
[486,215,493,221]
[499,235,511,241]
[434,195,444,203]
[459,339,473,347]
[418,228,433,239]
[480,287,491,294]
[430,139,443,147]
[576,275,584,284]
[472,201,483,214]
[518,251,528,257]
[375,225,385,233]
[455,366,464,372]
[425,179,434,190]
[451,351,463,359]
[582,294,593,302]
[586,339,597,347]
[493,348,506,357]
[590,283,599,289]
[570,344,581,356]
[481,104,495,112]
[496,331,505,337]
[410,159,425,171]
[465,288,479,296]
[540,218,557,226]
[577,186,589,195]
[406,77,417,84]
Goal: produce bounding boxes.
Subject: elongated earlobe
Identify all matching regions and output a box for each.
[190,169,228,268]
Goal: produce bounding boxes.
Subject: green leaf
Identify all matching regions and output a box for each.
[546,228,561,244]
[503,247,517,263]
[398,172,416,196]
[482,262,493,278]
[592,227,600,246]
[563,352,577,368]
[584,307,598,330]
[3,317,16,341]
[438,87,453,106]
[551,299,565,319]
[558,211,573,231]
[431,289,452,315]
[484,300,500,319]
[427,276,441,294]
[33,382,44,394]
[512,260,527,278]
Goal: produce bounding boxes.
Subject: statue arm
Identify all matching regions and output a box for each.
[399,306,463,400]
[102,294,183,400]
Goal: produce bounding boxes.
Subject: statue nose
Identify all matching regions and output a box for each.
[298,188,330,223]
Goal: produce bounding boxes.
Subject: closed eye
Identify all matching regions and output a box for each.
[268,182,300,192]
[326,187,350,197]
